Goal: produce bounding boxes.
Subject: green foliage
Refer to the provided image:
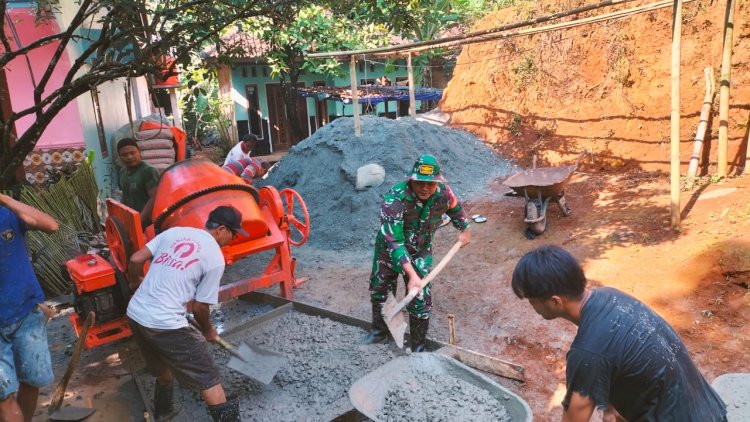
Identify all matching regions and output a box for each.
[239,4,391,81]
[509,113,522,136]
[512,56,537,88]
[607,34,633,87]
[179,59,234,154]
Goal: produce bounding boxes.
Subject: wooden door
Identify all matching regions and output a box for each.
[266,83,309,152]
[266,83,290,152]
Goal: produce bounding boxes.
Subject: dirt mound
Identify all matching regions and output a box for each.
[441,0,750,173]
[260,115,514,250]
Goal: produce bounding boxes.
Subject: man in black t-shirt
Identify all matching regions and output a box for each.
[511,244,726,422]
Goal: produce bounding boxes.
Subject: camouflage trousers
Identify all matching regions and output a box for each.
[369,246,433,319]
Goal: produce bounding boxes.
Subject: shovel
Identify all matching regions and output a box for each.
[187,314,285,385]
[382,240,463,348]
[49,311,96,421]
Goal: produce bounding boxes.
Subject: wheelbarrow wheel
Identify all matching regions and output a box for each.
[525,202,547,235]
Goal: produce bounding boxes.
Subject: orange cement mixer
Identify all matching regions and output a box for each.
[69,158,309,349]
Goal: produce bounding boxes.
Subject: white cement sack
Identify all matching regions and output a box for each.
[141,148,175,160]
[135,128,174,141]
[143,157,175,166]
[355,163,386,191]
[137,138,174,151]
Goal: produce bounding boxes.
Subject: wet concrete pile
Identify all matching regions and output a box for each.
[259,116,515,251]
[228,311,397,421]
[139,310,398,421]
[358,353,514,422]
[379,373,512,421]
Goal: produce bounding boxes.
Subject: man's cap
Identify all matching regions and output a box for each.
[207,205,248,236]
[407,154,445,182]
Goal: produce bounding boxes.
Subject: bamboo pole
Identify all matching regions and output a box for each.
[407,53,416,118]
[670,0,682,227]
[349,56,361,137]
[685,67,714,189]
[718,0,736,178]
[448,314,456,345]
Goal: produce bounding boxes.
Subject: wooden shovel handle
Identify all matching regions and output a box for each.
[49,311,95,414]
[186,314,245,361]
[419,240,463,290]
[390,241,464,318]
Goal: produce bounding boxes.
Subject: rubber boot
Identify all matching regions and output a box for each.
[153,380,179,421]
[207,397,241,422]
[409,315,430,353]
[359,302,388,344]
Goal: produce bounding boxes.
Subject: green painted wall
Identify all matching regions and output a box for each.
[230,59,421,124]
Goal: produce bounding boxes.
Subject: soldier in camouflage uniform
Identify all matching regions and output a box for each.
[361,155,471,352]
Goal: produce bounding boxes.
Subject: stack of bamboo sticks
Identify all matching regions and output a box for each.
[18,163,103,296]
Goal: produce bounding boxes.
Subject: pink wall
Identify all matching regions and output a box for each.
[3,7,84,149]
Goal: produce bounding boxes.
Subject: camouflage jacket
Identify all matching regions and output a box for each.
[376,180,469,271]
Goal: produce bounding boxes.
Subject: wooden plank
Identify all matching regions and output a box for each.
[407,53,416,118]
[436,344,525,382]
[718,0,736,177]
[349,56,360,137]
[669,0,682,227]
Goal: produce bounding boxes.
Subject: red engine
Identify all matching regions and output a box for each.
[66,254,131,349]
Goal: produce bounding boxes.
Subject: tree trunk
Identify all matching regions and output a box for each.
[279,55,306,143]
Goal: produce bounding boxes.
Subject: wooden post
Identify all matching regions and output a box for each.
[718,0,736,178]
[349,56,361,137]
[685,67,714,189]
[168,88,183,130]
[448,314,456,345]
[218,64,238,144]
[407,53,416,118]
[670,0,682,228]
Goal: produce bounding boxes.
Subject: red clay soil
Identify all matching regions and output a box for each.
[402,0,750,419]
[441,0,750,173]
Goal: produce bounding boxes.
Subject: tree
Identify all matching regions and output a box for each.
[236,0,488,141]
[0,0,291,189]
[237,2,393,141]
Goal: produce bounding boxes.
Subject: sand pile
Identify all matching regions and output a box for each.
[260,116,514,250]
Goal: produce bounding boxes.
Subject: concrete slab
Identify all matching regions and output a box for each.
[712,373,750,422]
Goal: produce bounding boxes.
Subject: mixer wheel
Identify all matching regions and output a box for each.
[280,188,310,247]
[105,216,132,273]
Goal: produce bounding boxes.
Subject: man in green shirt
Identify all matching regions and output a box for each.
[117,138,160,227]
[362,155,471,352]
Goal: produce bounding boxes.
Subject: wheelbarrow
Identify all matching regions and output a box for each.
[349,353,532,422]
[503,152,583,237]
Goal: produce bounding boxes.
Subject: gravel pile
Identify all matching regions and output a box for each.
[379,372,511,421]
[228,311,398,421]
[259,116,514,251]
[138,310,398,421]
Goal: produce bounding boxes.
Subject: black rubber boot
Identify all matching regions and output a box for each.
[409,315,430,353]
[359,302,388,344]
[153,380,179,421]
[208,397,241,422]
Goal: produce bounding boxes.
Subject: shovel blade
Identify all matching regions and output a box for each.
[383,294,408,348]
[49,406,96,421]
[227,342,286,385]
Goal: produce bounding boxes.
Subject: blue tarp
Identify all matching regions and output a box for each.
[297,86,442,105]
